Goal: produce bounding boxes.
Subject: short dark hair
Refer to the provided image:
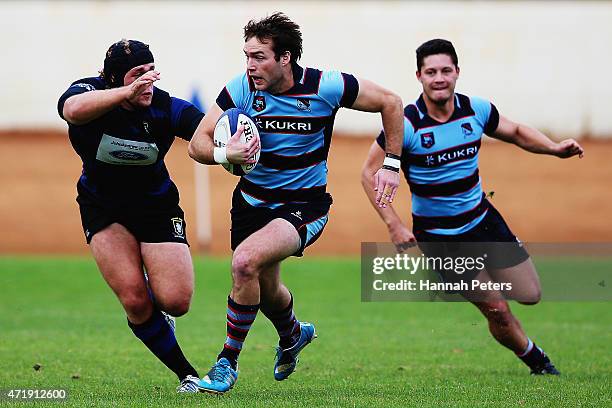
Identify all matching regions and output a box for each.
[416,39,458,71]
[243,12,302,63]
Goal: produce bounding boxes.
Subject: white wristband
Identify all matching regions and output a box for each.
[213,146,229,164]
[383,156,401,170]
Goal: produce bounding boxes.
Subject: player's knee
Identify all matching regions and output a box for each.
[483,303,513,328]
[517,287,541,305]
[232,251,261,284]
[162,297,191,317]
[155,287,193,317]
[121,294,153,321]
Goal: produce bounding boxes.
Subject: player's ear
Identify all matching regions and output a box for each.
[281,51,291,66]
[416,70,422,82]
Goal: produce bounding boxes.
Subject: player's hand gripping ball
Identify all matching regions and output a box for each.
[213,108,260,175]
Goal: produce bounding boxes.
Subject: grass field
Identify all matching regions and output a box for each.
[1,256,610,407]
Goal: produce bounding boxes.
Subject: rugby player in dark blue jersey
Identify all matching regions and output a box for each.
[58,39,204,393]
[363,39,584,376]
[189,13,404,393]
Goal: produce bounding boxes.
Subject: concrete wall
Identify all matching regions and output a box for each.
[1,1,610,137]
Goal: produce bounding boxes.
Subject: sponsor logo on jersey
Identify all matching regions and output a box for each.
[297,98,311,112]
[461,122,474,137]
[143,121,150,134]
[252,96,266,112]
[424,144,479,167]
[421,132,435,148]
[109,151,149,161]
[96,134,159,166]
[254,116,327,135]
[291,210,303,220]
[171,217,184,238]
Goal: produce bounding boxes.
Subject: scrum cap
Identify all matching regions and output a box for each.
[103,39,154,88]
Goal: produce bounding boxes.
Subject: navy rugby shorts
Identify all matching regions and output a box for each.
[76,194,189,245]
[230,188,332,257]
[414,204,530,284]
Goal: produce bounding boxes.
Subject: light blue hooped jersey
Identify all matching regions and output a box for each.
[216,64,359,208]
[377,93,500,235]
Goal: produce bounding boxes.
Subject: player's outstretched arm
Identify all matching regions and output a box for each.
[351,78,404,207]
[491,115,584,159]
[361,141,416,252]
[188,103,260,165]
[63,71,160,125]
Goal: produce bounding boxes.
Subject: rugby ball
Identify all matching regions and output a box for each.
[213,108,260,175]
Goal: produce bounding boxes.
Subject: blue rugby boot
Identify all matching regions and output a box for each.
[198,358,238,394]
[274,322,317,381]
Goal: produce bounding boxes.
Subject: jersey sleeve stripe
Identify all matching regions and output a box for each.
[216,86,236,111]
[484,103,500,134]
[376,130,386,149]
[339,73,359,108]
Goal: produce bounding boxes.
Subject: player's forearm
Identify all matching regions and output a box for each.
[188,124,217,165]
[513,124,558,155]
[63,88,129,125]
[380,94,404,156]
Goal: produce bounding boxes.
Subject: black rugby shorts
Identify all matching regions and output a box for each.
[76,194,189,245]
[415,204,530,284]
[230,188,332,257]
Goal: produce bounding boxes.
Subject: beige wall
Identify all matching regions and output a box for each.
[1,1,610,137]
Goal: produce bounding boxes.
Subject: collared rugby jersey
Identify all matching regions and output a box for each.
[378,93,499,235]
[216,64,359,208]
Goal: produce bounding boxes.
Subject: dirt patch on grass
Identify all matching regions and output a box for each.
[1,130,609,254]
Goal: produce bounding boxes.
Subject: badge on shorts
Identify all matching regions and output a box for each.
[421,132,435,148]
[252,96,266,112]
[171,217,184,238]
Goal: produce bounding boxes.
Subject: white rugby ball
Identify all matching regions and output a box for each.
[213,108,260,176]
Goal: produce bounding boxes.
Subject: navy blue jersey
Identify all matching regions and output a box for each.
[378,93,500,235]
[216,64,359,208]
[58,76,203,209]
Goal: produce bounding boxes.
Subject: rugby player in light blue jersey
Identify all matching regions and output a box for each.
[363,39,584,376]
[189,13,404,394]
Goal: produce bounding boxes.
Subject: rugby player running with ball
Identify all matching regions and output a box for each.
[189,13,404,394]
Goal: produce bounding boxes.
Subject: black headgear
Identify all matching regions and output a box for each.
[103,39,154,88]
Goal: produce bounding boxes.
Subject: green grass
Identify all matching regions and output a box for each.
[0,256,610,407]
